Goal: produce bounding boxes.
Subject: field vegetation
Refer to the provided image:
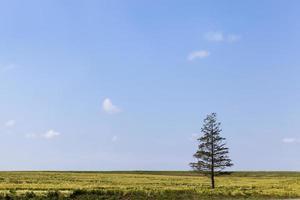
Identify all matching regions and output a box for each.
[0,171,298,199]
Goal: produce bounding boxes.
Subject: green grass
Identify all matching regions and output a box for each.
[0,171,298,199]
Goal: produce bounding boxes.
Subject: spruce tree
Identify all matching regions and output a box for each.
[190,113,233,189]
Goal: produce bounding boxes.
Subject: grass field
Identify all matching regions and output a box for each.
[0,171,299,199]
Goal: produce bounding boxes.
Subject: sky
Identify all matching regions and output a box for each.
[0,0,300,171]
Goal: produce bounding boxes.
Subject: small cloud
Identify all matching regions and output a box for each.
[204,31,224,42]
[112,135,119,142]
[188,50,210,61]
[102,98,121,114]
[282,138,299,144]
[42,130,61,139]
[1,64,17,72]
[26,129,61,140]
[204,31,241,43]
[227,34,241,43]
[5,120,16,128]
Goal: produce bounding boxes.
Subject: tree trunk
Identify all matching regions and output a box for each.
[211,168,215,189]
[211,130,215,189]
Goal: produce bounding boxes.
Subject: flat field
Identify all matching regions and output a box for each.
[0,171,299,199]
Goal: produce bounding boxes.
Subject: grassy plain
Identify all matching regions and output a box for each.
[0,171,298,199]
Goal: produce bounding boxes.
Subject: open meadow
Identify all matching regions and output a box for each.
[0,171,298,199]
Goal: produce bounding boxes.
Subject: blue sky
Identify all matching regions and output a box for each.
[0,0,300,170]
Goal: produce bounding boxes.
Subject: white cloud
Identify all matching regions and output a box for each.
[204,31,224,42]
[26,129,61,140]
[1,64,17,72]
[227,34,241,42]
[188,50,210,61]
[112,135,119,142]
[204,31,241,43]
[43,130,61,139]
[5,120,16,127]
[102,98,121,114]
[282,138,299,144]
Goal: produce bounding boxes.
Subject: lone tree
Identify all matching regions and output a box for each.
[190,113,233,189]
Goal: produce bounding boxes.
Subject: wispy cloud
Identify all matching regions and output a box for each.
[204,31,224,42]
[102,98,121,114]
[112,135,119,142]
[25,133,37,139]
[187,50,210,61]
[1,64,17,72]
[43,130,61,139]
[5,120,16,128]
[282,137,300,144]
[26,129,61,140]
[204,31,241,43]
[227,34,241,42]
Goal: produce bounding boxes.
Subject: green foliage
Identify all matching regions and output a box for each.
[191,113,233,172]
[190,113,233,188]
